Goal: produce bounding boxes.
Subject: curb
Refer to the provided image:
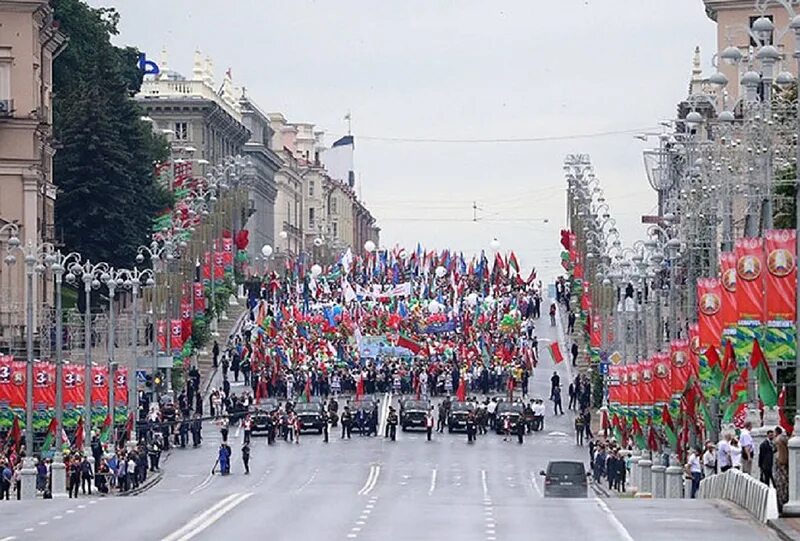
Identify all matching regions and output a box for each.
[590,479,615,498]
[769,519,800,541]
[120,470,163,497]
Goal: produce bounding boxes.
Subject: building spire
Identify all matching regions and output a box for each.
[689,45,704,96]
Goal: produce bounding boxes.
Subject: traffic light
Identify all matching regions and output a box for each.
[153,374,163,392]
[560,230,571,250]
[145,374,153,388]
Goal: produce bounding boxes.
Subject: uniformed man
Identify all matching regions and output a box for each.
[466,410,477,443]
[321,408,329,443]
[242,442,251,475]
[386,407,398,441]
[341,406,352,439]
[425,407,435,441]
[517,415,525,444]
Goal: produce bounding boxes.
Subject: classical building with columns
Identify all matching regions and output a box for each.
[0,0,66,345]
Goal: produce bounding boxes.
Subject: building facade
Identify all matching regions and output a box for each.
[268,113,304,261]
[703,0,797,102]
[0,0,66,342]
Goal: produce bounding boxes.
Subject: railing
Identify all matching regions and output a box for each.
[138,79,241,122]
[697,468,778,523]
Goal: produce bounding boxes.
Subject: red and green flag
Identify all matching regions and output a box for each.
[661,405,677,448]
[722,368,748,424]
[40,418,59,454]
[99,413,113,444]
[647,416,659,452]
[549,342,564,364]
[8,416,21,451]
[397,333,422,355]
[718,340,737,399]
[631,416,646,449]
[750,339,778,407]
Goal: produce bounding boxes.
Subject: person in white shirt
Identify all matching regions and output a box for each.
[686,447,703,498]
[739,422,755,475]
[717,433,733,472]
[730,438,742,470]
[702,441,717,478]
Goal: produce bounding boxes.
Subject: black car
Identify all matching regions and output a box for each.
[494,402,524,434]
[447,402,475,433]
[295,402,325,433]
[400,399,430,431]
[540,461,588,498]
[251,409,273,436]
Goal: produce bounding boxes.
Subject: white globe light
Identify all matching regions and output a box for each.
[364,240,376,253]
[279,231,288,240]
[311,264,322,277]
[314,238,323,247]
[261,244,273,258]
[489,238,501,251]
[428,301,441,314]
[435,265,447,278]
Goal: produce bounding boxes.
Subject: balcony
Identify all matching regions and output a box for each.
[138,79,241,122]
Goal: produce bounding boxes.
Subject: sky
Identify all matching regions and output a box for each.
[88,0,717,281]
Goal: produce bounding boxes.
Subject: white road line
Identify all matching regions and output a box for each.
[190,471,215,495]
[530,473,544,497]
[0,536,17,541]
[161,492,253,541]
[360,465,381,496]
[358,465,377,495]
[594,497,635,541]
[428,468,437,495]
[378,392,391,436]
[295,468,318,493]
[234,425,241,439]
[481,469,488,497]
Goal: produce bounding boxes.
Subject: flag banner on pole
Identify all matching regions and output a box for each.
[734,237,765,323]
[222,238,234,269]
[670,339,692,396]
[62,364,85,428]
[113,368,128,425]
[157,320,167,352]
[40,417,58,454]
[719,251,738,332]
[750,339,778,407]
[32,361,55,432]
[628,363,641,407]
[640,357,654,408]
[170,319,184,350]
[697,277,723,350]
[764,230,797,363]
[652,352,671,404]
[549,342,564,364]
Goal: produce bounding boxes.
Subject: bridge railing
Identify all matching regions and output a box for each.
[697,468,778,523]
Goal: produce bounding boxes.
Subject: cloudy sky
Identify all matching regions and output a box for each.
[90,0,716,280]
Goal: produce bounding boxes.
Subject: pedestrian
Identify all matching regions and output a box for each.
[241,442,250,475]
[552,386,563,415]
[571,342,579,367]
[686,446,702,498]
[516,416,525,444]
[387,407,398,441]
[568,382,576,411]
[341,406,352,439]
[426,407,434,441]
[702,441,717,478]
[759,429,775,487]
[774,426,789,512]
[212,340,220,368]
[550,371,560,399]
[567,311,576,334]
[717,433,732,472]
[574,414,585,446]
[739,421,755,475]
[80,455,93,495]
[2,460,14,500]
[321,408,329,443]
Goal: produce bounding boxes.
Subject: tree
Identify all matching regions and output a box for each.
[52,0,169,268]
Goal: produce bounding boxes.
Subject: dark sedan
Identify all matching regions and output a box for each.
[494,402,524,434]
[447,402,475,433]
[295,402,325,433]
[400,399,430,431]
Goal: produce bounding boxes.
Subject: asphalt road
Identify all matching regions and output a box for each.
[0,312,776,541]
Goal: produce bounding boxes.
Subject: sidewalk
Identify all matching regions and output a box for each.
[769,518,800,541]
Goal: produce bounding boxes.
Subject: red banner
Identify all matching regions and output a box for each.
[652,352,671,404]
[91,366,108,408]
[697,277,723,350]
[764,229,797,322]
[719,252,737,329]
[170,319,184,350]
[222,238,234,268]
[640,357,654,407]
[619,365,629,406]
[62,364,85,410]
[735,237,765,322]
[689,322,702,368]
[0,358,26,409]
[157,320,167,352]
[628,362,640,406]
[33,362,55,411]
[114,367,128,407]
[193,282,206,316]
[180,294,193,342]
[670,339,692,395]
[608,364,620,404]
[215,250,227,275]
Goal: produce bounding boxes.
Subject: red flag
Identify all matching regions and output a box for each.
[549,342,564,364]
[356,373,365,402]
[397,334,422,354]
[74,416,85,450]
[647,417,659,452]
[526,267,537,284]
[8,416,21,451]
[456,377,466,402]
[705,346,721,369]
[125,412,135,441]
[304,377,312,402]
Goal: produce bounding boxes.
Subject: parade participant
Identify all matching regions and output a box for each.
[218,415,229,443]
[516,415,525,444]
[552,385,564,415]
[466,410,477,444]
[321,408,329,443]
[243,413,253,445]
[425,407,435,441]
[574,414,585,446]
[241,442,250,475]
[387,407,398,441]
[191,414,203,447]
[341,406,353,439]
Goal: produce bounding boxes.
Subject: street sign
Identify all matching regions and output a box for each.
[599,362,609,376]
[609,351,622,365]
[136,370,147,384]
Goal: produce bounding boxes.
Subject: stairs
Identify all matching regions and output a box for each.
[196,301,248,394]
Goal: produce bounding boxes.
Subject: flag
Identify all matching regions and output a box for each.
[722,369,748,424]
[705,346,723,391]
[719,340,737,399]
[304,377,312,403]
[612,414,623,443]
[750,339,778,407]
[99,413,113,444]
[397,333,422,354]
[526,267,537,284]
[9,416,21,451]
[549,342,564,364]
[40,418,58,454]
[632,416,646,449]
[355,373,365,402]
[647,416,659,452]
[661,405,677,448]
[508,251,520,274]
[74,416,85,450]
[456,377,467,402]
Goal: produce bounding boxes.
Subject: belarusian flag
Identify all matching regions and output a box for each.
[718,340,737,399]
[722,368,748,424]
[612,414,623,443]
[74,416,85,450]
[8,415,21,450]
[549,342,564,364]
[750,339,778,407]
[397,333,422,354]
[40,418,58,454]
[661,405,677,448]
[778,386,794,436]
[99,413,113,443]
[631,416,646,449]
[705,346,723,393]
[647,416,659,452]
[508,251,520,274]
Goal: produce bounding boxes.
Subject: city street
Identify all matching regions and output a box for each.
[0,313,774,541]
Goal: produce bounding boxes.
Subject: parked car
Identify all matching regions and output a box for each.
[448,402,475,433]
[295,402,325,433]
[400,399,430,431]
[540,461,589,498]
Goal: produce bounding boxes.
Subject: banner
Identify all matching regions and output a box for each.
[423,321,457,334]
[697,277,723,350]
[356,282,412,300]
[180,294,193,342]
[764,229,797,363]
[608,364,621,405]
[91,366,109,424]
[619,365,629,407]
[62,364,84,428]
[222,238,234,269]
[719,252,737,331]
[157,320,167,352]
[113,368,128,425]
[33,362,55,426]
[652,352,671,404]
[170,319,184,350]
[193,282,206,316]
[640,357,654,408]
[628,362,640,407]
[670,339,691,395]
[735,237,765,323]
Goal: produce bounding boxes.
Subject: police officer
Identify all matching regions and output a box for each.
[386,407,398,441]
[321,408,329,443]
[517,415,525,444]
[466,410,477,443]
[341,406,352,439]
[241,442,251,475]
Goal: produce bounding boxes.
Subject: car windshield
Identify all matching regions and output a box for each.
[295,403,320,412]
[452,403,473,412]
[548,462,585,476]
[497,403,522,413]
[404,401,428,410]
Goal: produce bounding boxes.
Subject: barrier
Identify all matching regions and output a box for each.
[697,468,778,523]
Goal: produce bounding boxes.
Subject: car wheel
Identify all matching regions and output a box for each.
[402,426,407,432]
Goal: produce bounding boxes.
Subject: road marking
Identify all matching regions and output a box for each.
[358,464,380,496]
[530,473,544,497]
[77,505,85,509]
[378,392,391,436]
[161,492,253,541]
[53,516,63,520]
[295,468,318,493]
[234,425,241,439]
[190,471,215,495]
[428,468,437,495]
[0,536,17,541]
[481,469,488,497]
[23,529,34,533]
[66,510,75,514]
[594,498,635,541]
[38,521,49,525]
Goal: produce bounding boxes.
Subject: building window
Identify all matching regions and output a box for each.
[332,222,338,239]
[308,207,315,228]
[174,122,189,141]
[309,180,314,197]
[0,61,10,102]
[330,197,338,215]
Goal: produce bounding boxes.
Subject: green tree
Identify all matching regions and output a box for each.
[52,0,169,267]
